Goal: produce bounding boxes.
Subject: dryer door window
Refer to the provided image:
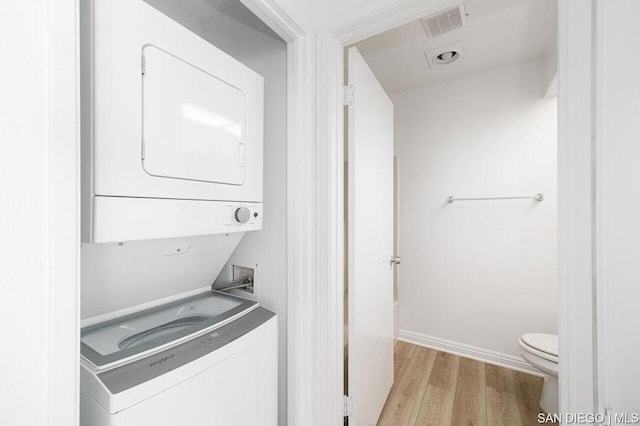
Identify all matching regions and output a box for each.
[142,45,247,185]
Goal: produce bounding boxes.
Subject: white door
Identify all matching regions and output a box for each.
[347,47,395,425]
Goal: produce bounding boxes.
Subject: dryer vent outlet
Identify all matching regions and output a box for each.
[421,3,466,39]
[232,265,255,293]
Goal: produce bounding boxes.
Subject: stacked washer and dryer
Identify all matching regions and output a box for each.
[80,1,276,424]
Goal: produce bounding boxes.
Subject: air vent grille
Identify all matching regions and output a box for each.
[421,3,466,39]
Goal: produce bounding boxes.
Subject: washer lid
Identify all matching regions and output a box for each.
[521,333,559,359]
[81,291,257,371]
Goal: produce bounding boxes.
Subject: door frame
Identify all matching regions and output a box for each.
[557,0,599,415]
[313,0,600,422]
[48,0,82,424]
[237,3,317,425]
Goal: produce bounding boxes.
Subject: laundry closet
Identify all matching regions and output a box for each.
[79,0,287,424]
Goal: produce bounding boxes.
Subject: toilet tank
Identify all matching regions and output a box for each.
[81,0,264,243]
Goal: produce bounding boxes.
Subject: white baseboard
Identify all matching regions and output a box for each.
[396,329,544,377]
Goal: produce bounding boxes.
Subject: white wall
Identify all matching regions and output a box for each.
[394,58,557,358]
[0,1,79,425]
[81,233,244,317]
[0,4,50,424]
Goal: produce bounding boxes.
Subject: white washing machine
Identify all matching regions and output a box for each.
[80,291,277,426]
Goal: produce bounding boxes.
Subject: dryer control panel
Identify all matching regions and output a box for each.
[227,204,262,229]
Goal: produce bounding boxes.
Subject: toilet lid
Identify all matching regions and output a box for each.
[520,333,559,363]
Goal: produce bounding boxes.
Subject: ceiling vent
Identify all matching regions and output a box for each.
[420,3,466,39]
[425,40,469,69]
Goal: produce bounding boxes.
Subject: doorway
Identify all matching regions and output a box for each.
[342,1,559,423]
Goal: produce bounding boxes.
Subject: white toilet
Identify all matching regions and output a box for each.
[519,333,559,414]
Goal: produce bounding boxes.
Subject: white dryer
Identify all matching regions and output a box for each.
[80,291,277,426]
[81,0,264,243]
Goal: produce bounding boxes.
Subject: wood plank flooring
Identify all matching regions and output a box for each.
[377,341,557,426]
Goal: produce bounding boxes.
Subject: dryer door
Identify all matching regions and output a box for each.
[142,45,247,185]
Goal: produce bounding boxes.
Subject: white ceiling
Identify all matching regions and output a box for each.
[354,0,557,95]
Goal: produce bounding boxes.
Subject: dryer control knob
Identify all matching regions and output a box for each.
[234,207,251,224]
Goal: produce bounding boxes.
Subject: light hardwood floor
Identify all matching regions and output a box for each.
[377,341,557,426]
